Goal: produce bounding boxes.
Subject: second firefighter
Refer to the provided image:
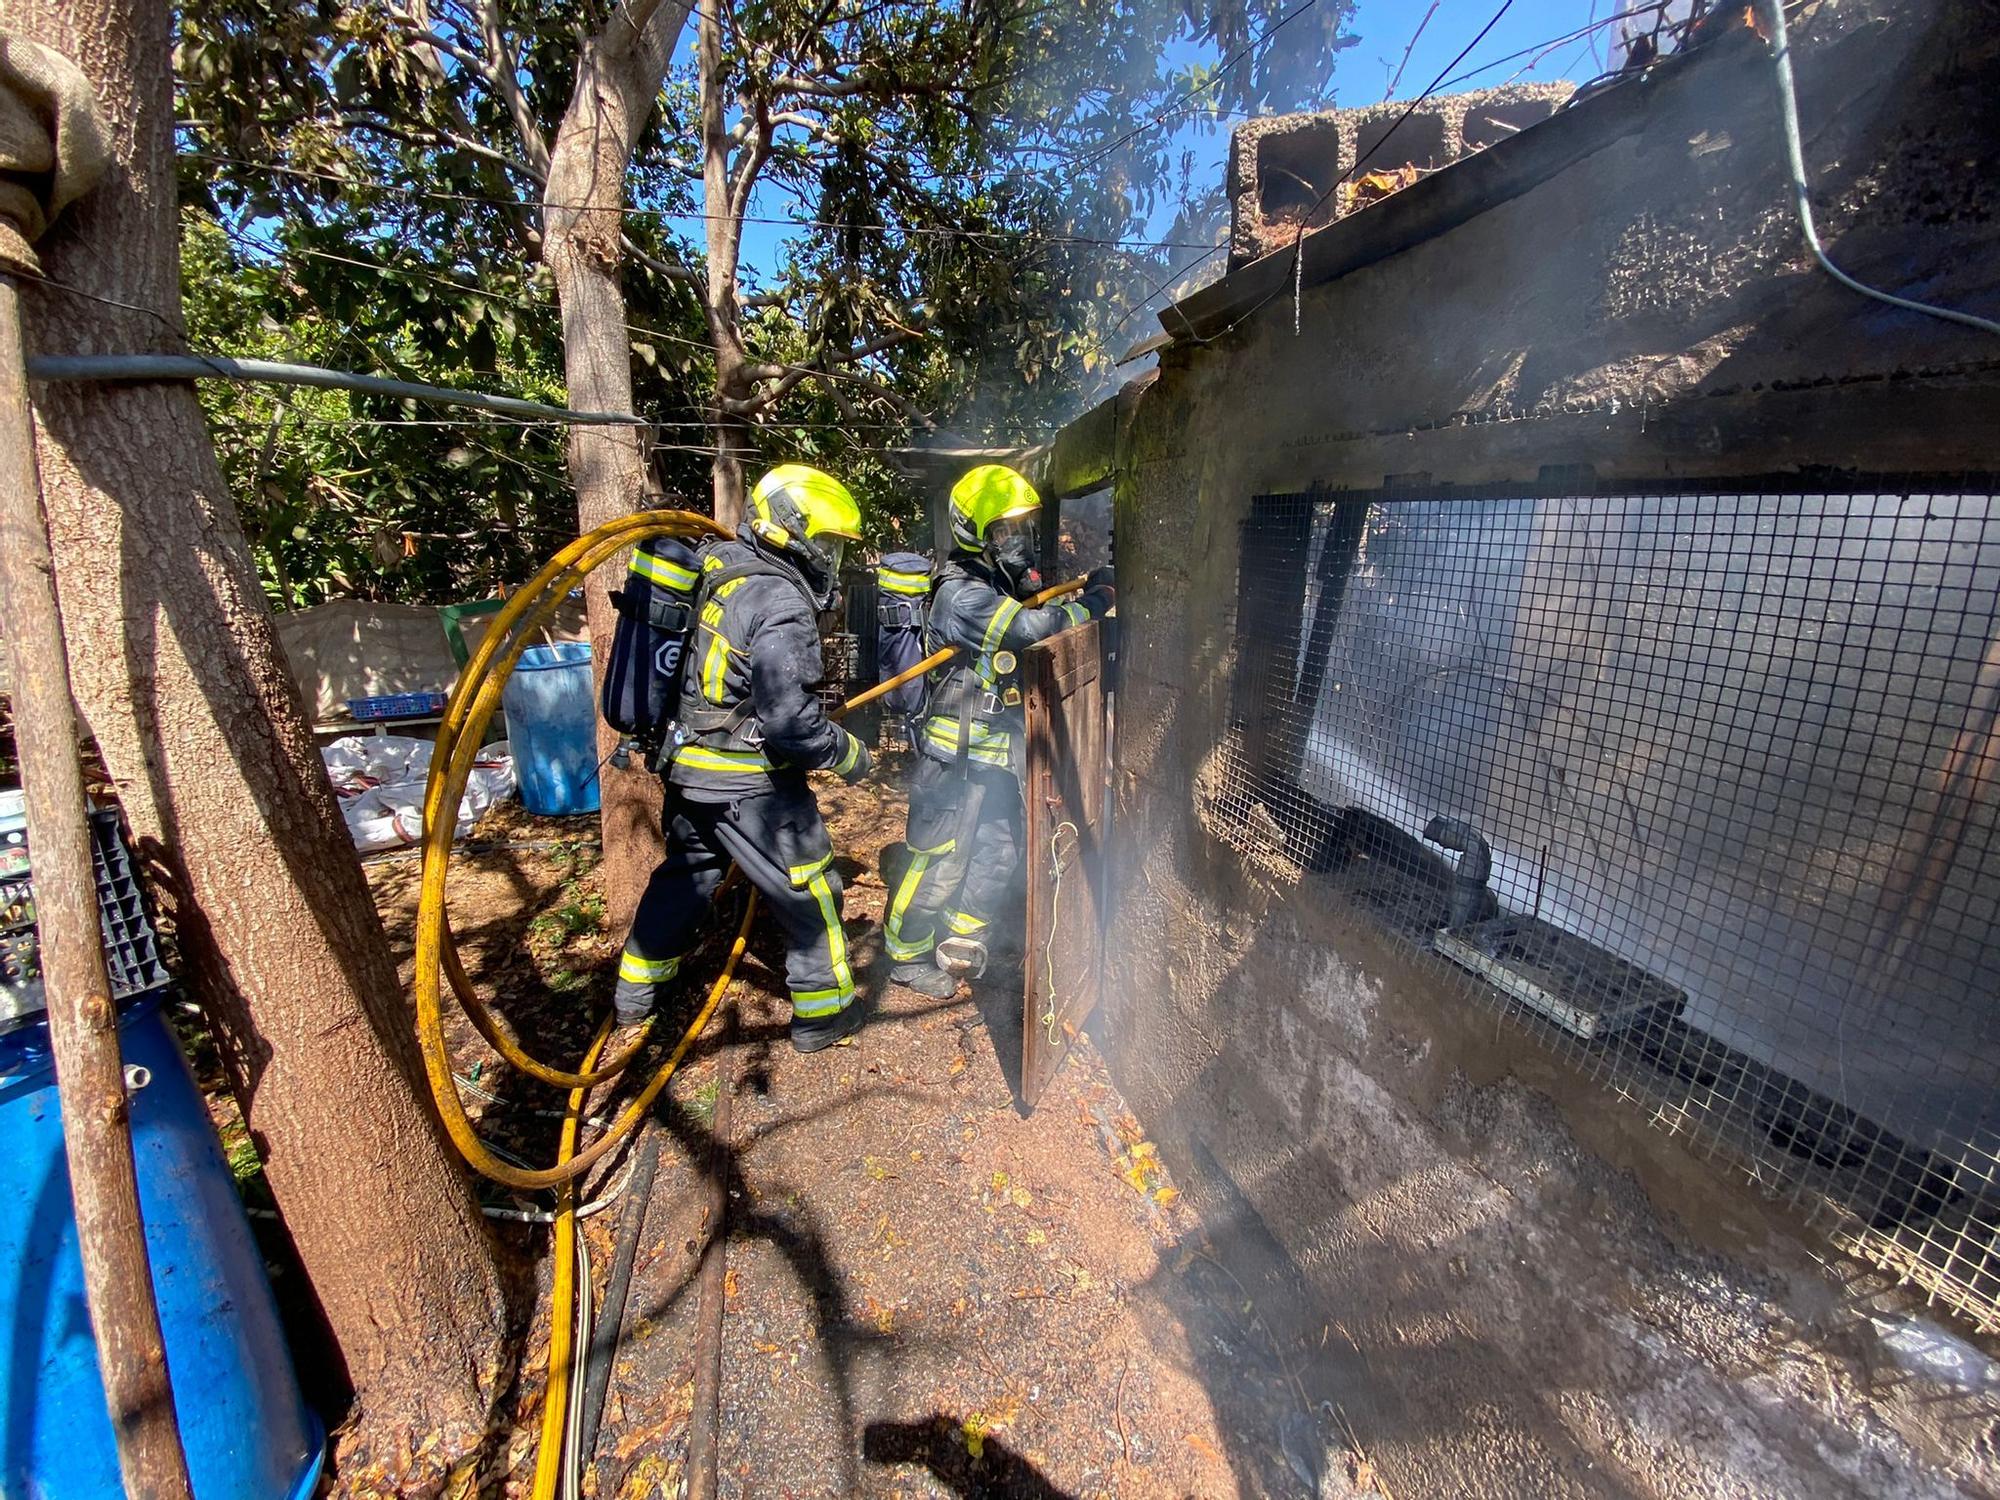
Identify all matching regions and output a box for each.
[882,465,1114,998]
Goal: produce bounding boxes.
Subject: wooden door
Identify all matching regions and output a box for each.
[1020,620,1109,1109]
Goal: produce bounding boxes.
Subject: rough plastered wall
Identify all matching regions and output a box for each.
[1098,1,2000,1494]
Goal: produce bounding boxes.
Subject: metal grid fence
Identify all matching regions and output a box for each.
[1220,485,2000,1328]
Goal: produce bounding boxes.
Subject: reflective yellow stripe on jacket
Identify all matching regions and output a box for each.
[980,597,1022,654]
[629,551,698,590]
[920,716,1011,767]
[671,744,771,774]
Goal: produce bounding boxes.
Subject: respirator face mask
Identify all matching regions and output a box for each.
[985,514,1040,597]
[794,531,847,611]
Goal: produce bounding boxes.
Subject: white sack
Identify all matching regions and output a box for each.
[320,735,514,852]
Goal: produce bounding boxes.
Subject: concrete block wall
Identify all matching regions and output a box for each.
[1095,0,2000,1492]
[1226,83,1573,268]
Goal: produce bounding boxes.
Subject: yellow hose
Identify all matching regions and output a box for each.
[412,509,1091,1183]
[415,509,1085,1186]
[415,513,728,1189]
[528,1018,610,1500]
[421,512,728,1095]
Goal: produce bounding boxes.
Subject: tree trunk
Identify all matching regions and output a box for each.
[0,274,192,1500]
[540,0,695,931]
[15,0,508,1488]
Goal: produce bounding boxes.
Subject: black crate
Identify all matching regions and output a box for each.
[0,807,170,1031]
[89,809,169,998]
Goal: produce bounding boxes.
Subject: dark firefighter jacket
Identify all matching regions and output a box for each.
[917,555,1112,774]
[667,535,867,800]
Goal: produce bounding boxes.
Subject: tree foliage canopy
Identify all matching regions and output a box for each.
[175,0,1354,603]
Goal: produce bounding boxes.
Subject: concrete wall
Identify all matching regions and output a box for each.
[1093,1,2000,1493]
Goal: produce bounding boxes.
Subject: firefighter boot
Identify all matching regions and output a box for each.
[889,961,958,999]
[791,996,869,1053]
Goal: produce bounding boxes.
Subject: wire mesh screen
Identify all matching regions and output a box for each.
[1220,486,2000,1328]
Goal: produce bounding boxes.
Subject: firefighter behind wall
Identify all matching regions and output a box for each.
[882,465,1115,997]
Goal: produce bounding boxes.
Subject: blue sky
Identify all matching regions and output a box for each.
[691,0,1621,283]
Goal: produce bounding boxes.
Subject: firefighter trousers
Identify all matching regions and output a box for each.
[614,780,854,1022]
[881,757,1023,967]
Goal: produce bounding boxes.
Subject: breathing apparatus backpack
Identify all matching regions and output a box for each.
[600,535,705,764]
[874,552,933,744]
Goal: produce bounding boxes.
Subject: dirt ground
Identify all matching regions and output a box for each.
[356,755,1375,1499]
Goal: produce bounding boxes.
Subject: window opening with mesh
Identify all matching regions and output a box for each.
[1219,486,2000,1328]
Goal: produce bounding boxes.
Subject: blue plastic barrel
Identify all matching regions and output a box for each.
[502,641,602,816]
[0,996,322,1500]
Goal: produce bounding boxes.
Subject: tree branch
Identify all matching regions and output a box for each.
[728,102,774,224]
[727,346,933,427]
[473,0,552,175]
[621,233,698,282]
[335,112,543,183]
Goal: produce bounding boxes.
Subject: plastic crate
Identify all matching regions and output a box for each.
[0,808,170,1033]
[345,690,448,722]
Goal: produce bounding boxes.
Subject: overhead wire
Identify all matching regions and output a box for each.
[1107,0,1662,345]
[1429,0,1670,92]
[218,219,721,356]
[1110,242,1228,336]
[1074,0,1325,168]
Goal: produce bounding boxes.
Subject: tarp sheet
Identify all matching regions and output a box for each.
[275,595,587,722]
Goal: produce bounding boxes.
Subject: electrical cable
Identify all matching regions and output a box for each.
[1757,0,2000,338]
[1110,242,1229,336]
[27,353,647,426]
[218,220,721,356]
[1430,0,1668,93]
[576,1129,663,1470]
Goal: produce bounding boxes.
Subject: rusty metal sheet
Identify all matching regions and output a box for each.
[1021,619,1107,1110]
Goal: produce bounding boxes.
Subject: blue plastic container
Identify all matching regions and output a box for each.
[0,995,322,1500]
[502,641,602,816]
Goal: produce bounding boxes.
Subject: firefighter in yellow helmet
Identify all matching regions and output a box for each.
[882,465,1114,997]
[613,465,877,1051]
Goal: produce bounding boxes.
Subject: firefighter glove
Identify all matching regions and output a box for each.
[837,732,875,784]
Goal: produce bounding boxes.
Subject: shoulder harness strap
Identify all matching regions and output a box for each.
[677,556,819,742]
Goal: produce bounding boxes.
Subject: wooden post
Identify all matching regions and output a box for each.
[0,272,193,1500]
